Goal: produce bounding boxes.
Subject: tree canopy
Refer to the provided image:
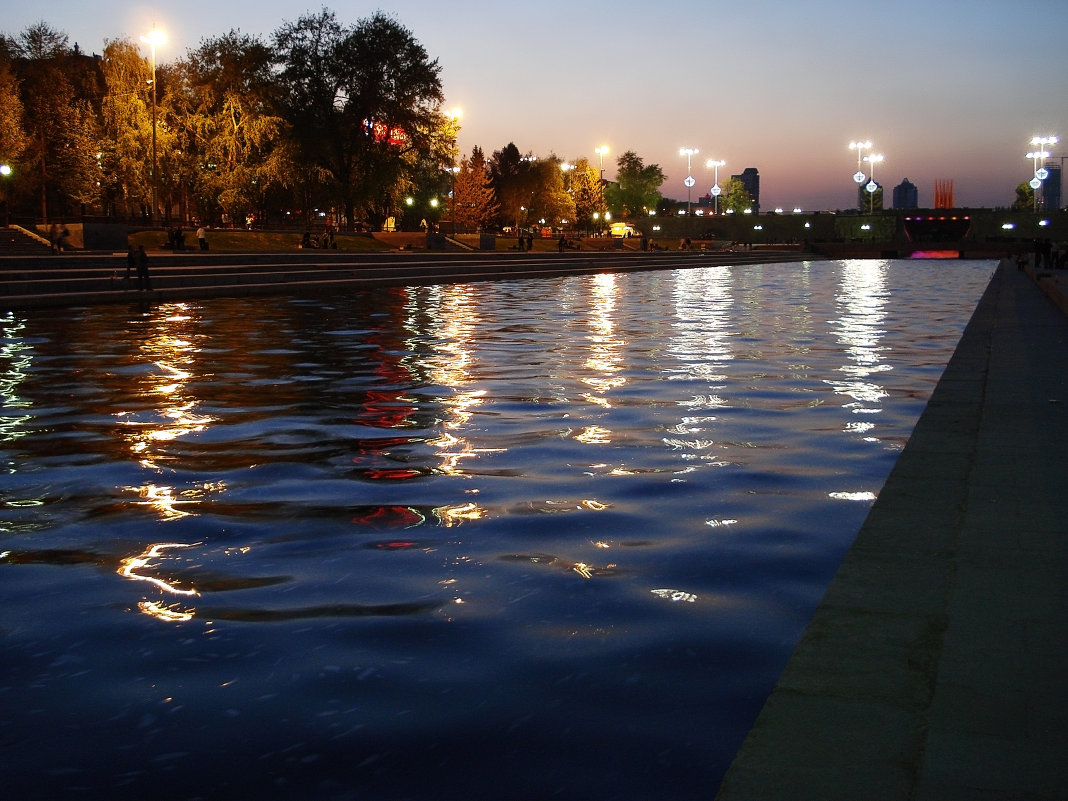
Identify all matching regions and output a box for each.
[605,150,664,219]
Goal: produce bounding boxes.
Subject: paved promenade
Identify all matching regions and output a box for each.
[715,260,1067,800]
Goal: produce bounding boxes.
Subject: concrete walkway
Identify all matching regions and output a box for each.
[716,260,1067,801]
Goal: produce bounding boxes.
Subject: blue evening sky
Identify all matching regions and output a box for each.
[5,0,1067,210]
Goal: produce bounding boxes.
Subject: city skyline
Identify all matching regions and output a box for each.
[4,0,1067,211]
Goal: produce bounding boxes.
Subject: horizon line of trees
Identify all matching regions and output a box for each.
[0,12,757,233]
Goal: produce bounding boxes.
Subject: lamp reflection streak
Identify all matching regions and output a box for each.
[826,261,890,435]
[119,542,199,596]
[0,312,33,446]
[120,304,218,518]
[581,274,626,399]
[666,269,734,463]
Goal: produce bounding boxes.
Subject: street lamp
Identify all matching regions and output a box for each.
[443,108,463,232]
[560,162,575,203]
[863,153,884,213]
[849,140,872,186]
[595,146,609,180]
[1026,134,1058,211]
[706,158,725,215]
[140,28,165,225]
[0,163,10,226]
[680,147,698,218]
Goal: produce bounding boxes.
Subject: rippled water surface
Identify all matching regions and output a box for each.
[1,259,993,799]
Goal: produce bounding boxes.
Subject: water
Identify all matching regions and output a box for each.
[0,259,993,800]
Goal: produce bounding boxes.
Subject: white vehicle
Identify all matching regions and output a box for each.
[610,222,640,238]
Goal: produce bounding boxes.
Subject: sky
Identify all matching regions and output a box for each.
[5,0,1067,211]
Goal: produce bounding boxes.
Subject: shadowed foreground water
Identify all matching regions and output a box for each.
[0,259,993,800]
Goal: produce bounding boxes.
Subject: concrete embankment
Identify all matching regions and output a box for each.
[1,248,809,310]
[715,259,1068,801]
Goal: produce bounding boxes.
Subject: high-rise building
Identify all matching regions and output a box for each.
[893,178,919,209]
[732,167,760,214]
[1043,163,1062,211]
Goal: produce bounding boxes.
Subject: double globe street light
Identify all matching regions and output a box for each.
[706,158,725,215]
[679,147,698,218]
[863,152,884,213]
[1026,134,1058,211]
[849,140,872,185]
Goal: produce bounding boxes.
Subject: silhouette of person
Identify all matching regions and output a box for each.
[136,245,152,291]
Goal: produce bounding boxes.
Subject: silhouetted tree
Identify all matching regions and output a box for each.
[271,9,444,230]
[489,143,539,230]
[1012,181,1035,211]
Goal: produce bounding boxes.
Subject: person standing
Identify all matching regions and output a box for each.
[136,245,152,291]
[197,226,208,251]
[126,246,137,286]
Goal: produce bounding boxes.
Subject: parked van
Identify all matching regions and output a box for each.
[610,222,639,238]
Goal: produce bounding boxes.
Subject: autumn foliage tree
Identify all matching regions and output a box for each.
[450,146,498,232]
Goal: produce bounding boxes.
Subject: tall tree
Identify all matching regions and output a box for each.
[1012,181,1035,212]
[11,23,89,220]
[99,38,155,219]
[171,31,283,225]
[489,143,539,230]
[272,9,444,230]
[450,146,498,232]
[527,156,574,230]
[606,150,664,219]
[721,177,752,215]
[569,158,605,232]
[0,58,27,167]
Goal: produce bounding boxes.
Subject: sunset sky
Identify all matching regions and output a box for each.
[6,0,1067,211]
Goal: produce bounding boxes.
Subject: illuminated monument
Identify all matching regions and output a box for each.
[933,179,955,209]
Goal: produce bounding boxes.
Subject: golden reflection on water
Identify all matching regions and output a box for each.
[581,273,626,399]
[119,542,200,621]
[118,303,219,510]
[415,285,498,503]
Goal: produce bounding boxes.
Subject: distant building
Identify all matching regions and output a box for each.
[893,178,919,210]
[731,167,760,214]
[1042,163,1062,211]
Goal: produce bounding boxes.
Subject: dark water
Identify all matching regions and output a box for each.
[0,259,992,800]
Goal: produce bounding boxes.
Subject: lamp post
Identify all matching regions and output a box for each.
[706,158,725,215]
[680,147,698,218]
[595,146,609,181]
[863,153,883,213]
[0,163,10,226]
[443,108,462,232]
[140,28,165,225]
[849,140,872,187]
[1026,134,1058,211]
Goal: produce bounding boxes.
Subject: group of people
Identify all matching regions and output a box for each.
[1033,238,1065,270]
[164,226,210,251]
[301,228,337,249]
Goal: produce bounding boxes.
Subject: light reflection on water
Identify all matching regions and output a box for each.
[0,260,993,799]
